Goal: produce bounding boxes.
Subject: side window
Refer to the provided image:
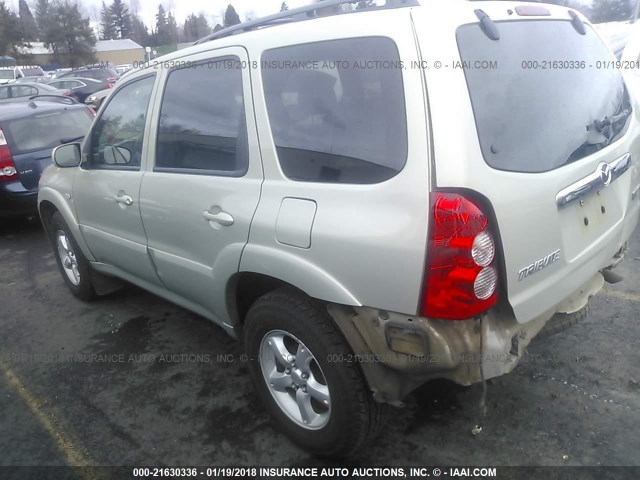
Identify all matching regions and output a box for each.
[155,58,248,176]
[11,86,37,97]
[88,75,155,170]
[262,37,407,184]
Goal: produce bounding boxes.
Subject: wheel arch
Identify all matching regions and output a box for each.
[38,187,95,262]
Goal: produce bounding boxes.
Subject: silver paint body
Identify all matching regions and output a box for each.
[39,2,640,353]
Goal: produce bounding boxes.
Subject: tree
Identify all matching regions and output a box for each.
[100,1,116,40]
[280,2,289,11]
[183,13,210,42]
[0,1,20,56]
[155,4,168,44]
[130,13,149,46]
[34,0,50,39]
[18,0,39,41]
[109,0,131,39]
[166,11,178,44]
[356,0,375,9]
[213,23,223,32]
[223,4,241,27]
[37,1,96,66]
[589,0,633,23]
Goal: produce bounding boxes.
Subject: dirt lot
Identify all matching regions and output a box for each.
[0,217,639,475]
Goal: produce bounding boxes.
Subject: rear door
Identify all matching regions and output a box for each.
[139,48,262,325]
[414,7,640,323]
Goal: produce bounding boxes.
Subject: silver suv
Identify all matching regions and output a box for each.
[38,0,640,457]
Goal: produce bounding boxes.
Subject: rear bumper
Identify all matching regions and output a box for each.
[0,181,37,217]
[328,271,607,404]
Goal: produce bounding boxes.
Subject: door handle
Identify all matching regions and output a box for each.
[202,210,234,226]
[114,193,134,206]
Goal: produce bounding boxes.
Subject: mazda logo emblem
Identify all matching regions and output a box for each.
[598,162,612,186]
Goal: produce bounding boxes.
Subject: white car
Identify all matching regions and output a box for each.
[38,0,640,456]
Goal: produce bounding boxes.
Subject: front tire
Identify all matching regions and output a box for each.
[243,288,387,457]
[49,211,95,301]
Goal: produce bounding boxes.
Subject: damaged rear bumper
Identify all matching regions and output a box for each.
[327,271,605,405]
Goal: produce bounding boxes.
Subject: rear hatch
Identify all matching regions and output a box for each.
[3,106,93,190]
[413,3,640,323]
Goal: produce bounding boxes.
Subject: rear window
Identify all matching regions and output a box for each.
[457,20,631,173]
[22,67,44,77]
[6,108,93,154]
[0,70,14,79]
[262,37,407,184]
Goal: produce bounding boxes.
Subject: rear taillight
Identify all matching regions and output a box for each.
[0,129,18,183]
[421,192,498,320]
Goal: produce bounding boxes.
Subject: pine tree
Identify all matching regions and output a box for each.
[155,4,168,44]
[44,1,96,66]
[183,13,210,42]
[100,1,115,40]
[224,4,241,27]
[130,13,149,46]
[110,0,131,39]
[280,2,289,12]
[0,1,20,56]
[34,0,50,39]
[18,0,39,41]
[167,11,178,44]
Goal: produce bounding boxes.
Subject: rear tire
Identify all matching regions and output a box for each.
[243,287,388,457]
[49,211,95,301]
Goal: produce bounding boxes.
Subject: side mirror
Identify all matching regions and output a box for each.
[53,143,82,168]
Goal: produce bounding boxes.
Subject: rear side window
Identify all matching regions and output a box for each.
[457,20,631,173]
[155,59,248,175]
[11,85,37,97]
[262,37,407,184]
[6,108,93,154]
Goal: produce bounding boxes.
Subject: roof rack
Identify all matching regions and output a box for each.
[194,0,420,45]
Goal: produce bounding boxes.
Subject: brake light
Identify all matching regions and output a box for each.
[0,129,18,183]
[421,192,498,320]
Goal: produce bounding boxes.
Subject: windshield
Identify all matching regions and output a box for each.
[6,108,93,154]
[457,20,631,173]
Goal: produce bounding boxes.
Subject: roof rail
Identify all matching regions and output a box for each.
[194,0,420,45]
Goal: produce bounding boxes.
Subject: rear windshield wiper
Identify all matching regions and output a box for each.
[586,108,631,141]
[566,103,631,164]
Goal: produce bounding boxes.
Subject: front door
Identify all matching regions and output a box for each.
[74,74,161,286]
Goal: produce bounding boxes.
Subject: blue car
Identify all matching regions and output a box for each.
[0,99,94,217]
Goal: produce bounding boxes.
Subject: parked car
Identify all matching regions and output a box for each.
[46,77,109,103]
[58,66,118,87]
[0,99,94,217]
[84,88,112,110]
[0,65,45,85]
[115,64,133,75]
[0,82,71,103]
[13,76,50,84]
[38,0,640,457]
